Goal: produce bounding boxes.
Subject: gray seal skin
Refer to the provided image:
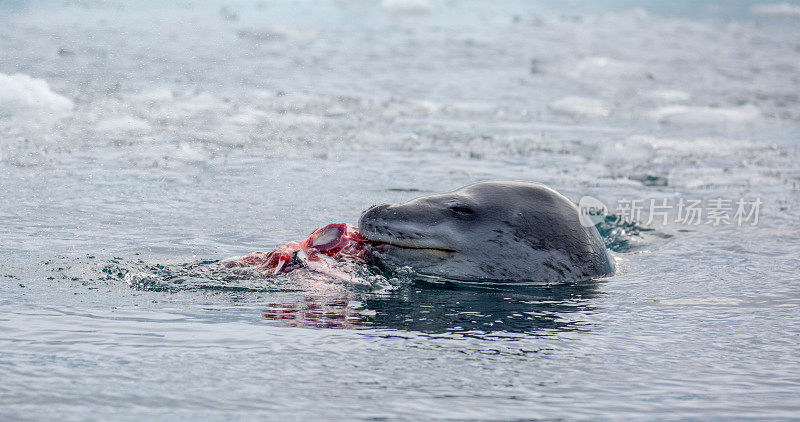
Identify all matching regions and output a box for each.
[358,181,615,283]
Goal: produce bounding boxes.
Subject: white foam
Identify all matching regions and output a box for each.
[0,73,73,118]
[646,104,761,124]
[549,96,611,118]
[752,2,800,17]
[381,0,432,14]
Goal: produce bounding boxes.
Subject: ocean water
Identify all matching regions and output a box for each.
[2,0,800,419]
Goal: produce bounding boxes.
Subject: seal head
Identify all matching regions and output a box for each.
[358,181,614,282]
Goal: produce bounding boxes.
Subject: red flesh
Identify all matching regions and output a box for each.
[224,223,368,275]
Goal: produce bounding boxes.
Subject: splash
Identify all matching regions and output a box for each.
[594,214,674,252]
[96,224,405,292]
[221,223,369,279]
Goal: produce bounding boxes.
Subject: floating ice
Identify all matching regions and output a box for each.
[381,0,432,14]
[620,135,753,160]
[0,73,73,118]
[567,56,644,79]
[751,2,800,17]
[647,104,761,124]
[227,107,269,126]
[174,142,208,163]
[597,134,758,171]
[642,90,691,103]
[549,96,611,118]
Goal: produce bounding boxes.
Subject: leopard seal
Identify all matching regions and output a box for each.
[358,181,615,283]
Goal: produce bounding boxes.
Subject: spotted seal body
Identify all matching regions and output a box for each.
[358,181,614,283]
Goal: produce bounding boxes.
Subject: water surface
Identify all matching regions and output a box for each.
[1,0,799,419]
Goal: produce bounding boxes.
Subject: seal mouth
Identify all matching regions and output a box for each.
[366,239,457,253]
[358,224,457,253]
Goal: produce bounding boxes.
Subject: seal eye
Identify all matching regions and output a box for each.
[449,205,474,216]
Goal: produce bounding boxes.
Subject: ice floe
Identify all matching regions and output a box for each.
[646,104,761,125]
[549,96,611,118]
[641,90,691,103]
[0,73,73,118]
[567,56,645,80]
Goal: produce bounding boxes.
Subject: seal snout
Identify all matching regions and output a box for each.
[358,202,456,252]
[358,204,391,235]
[360,203,390,222]
[358,203,394,243]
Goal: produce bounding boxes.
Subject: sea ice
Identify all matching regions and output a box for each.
[0,73,73,118]
[549,96,612,118]
[646,104,761,125]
